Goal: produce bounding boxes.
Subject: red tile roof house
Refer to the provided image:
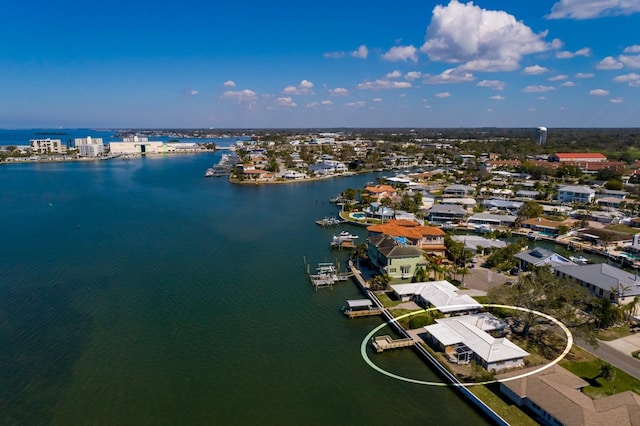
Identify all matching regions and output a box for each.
[367,219,446,256]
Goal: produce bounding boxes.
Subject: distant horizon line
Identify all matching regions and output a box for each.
[2,126,640,131]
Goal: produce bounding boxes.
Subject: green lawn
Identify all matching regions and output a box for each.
[468,385,538,426]
[597,324,632,341]
[560,346,640,398]
[376,292,402,308]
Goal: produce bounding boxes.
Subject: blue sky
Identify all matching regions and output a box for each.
[1,0,640,128]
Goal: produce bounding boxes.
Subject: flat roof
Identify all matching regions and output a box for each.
[346,299,373,308]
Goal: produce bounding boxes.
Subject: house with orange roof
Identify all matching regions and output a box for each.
[367,219,446,256]
[363,184,397,201]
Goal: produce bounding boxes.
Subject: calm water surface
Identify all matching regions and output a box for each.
[0,153,489,425]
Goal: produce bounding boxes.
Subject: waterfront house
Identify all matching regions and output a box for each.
[364,203,395,221]
[363,184,397,201]
[443,184,475,198]
[514,248,576,271]
[521,217,566,236]
[500,364,640,426]
[452,235,507,254]
[467,213,517,229]
[367,235,427,281]
[390,281,481,314]
[423,314,529,372]
[367,219,446,256]
[554,263,640,307]
[427,204,467,224]
[282,170,307,180]
[557,185,596,203]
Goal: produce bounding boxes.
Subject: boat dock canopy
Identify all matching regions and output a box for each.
[346,299,373,309]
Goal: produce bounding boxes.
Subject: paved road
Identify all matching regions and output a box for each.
[575,335,640,379]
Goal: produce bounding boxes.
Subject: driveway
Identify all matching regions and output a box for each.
[462,265,512,293]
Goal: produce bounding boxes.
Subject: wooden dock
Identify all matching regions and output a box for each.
[345,307,383,318]
[371,335,415,352]
[306,261,353,290]
[342,299,383,318]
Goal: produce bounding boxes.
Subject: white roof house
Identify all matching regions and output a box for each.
[390,281,481,313]
[425,315,529,371]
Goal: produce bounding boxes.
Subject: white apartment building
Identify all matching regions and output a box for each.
[30,138,67,154]
[75,136,105,157]
[557,185,596,203]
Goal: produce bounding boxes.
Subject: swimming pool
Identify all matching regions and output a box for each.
[351,212,366,220]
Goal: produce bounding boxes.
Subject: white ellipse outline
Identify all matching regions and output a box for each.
[360,303,573,387]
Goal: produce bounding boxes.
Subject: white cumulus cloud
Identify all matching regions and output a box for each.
[575,72,594,78]
[283,80,314,95]
[357,80,412,90]
[404,71,422,81]
[385,70,402,79]
[329,87,349,96]
[547,0,640,19]
[596,56,624,69]
[476,80,505,90]
[221,89,257,103]
[613,72,640,86]
[556,47,591,58]
[523,65,549,75]
[561,81,576,87]
[223,80,236,87]
[346,101,366,107]
[619,55,640,68]
[324,44,369,59]
[321,100,334,106]
[351,45,369,59]
[589,88,610,96]
[421,1,556,72]
[610,97,625,103]
[435,92,451,98]
[522,85,556,93]
[624,45,640,53]
[276,97,297,107]
[381,45,418,62]
[424,68,475,84]
[548,74,568,81]
[189,90,199,96]
[490,95,505,100]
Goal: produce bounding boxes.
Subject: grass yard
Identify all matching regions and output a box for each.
[468,385,538,426]
[597,324,632,341]
[560,346,640,398]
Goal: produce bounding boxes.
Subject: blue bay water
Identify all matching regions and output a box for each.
[0,151,489,425]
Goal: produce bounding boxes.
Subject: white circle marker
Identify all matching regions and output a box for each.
[360,304,573,386]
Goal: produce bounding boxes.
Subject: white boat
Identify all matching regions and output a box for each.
[569,256,589,265]
[205,168,214,177]
[332,231,359,244]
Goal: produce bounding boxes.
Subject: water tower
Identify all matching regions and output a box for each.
[536,127,548,145]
